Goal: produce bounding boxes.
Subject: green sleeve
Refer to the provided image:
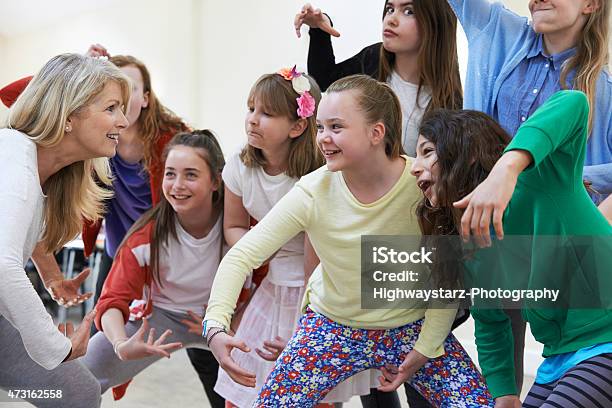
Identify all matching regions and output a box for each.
[204,185,313,329]
[471,308,517,398]
[504,90,589,167]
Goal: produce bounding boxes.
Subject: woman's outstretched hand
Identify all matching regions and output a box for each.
[209,331,256,387]
[59,308,97,362]
[46,268,93,308]
[114,318,183,361]
[294,3,340,38]
[453,151,532,247]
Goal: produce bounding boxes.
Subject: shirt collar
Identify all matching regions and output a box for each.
[527,34,576,71]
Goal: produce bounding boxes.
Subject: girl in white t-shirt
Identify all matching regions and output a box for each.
[213,68,338,407]
[83,130,226,407]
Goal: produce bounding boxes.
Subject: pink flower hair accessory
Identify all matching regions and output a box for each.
[297,91,316,119]
[277,65,315,119]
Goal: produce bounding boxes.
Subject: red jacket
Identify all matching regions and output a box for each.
[94,221,154,331]
[95,221,155,400]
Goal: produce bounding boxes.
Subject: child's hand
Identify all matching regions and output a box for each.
[255,336,287,361]
[294,3,340,38]
[209,331,256,387]
[377,350,428,392]
[115,318,183,361]
[181,310,204,335]
[453,151,531,247]
[86,43,110,58]
[494,395,521,408]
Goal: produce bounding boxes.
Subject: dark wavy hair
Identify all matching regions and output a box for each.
[416,109,510,288]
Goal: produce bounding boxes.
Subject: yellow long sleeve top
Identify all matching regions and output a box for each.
[205,157,456,358]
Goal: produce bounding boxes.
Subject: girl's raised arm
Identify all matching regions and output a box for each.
[447,0,526,43]
[297,5,378,91]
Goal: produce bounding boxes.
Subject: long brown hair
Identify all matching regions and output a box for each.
[327,74,405,158]
[7,54,130,252]
[240,72,324,178]
[416,110,510,288]
[118,130,225,286]
[559,0,610,131]
[109,55,185,170]
[378,0,463,113]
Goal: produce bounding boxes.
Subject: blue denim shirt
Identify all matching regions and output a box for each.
[449,0,612,201]
[494,35,576,138]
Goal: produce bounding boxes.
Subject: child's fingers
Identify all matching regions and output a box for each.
[493,207,505,240]
[148,347,171,359]
[377,377,396,392]
[301,3,313,14]
[324,25,341,38]
[159,342,183,351]
[380,366,398,382]
[255,348,276,361]
[187,310,203,322]
[147,327,156,345]
[294,15,305,37]
[158,342,183,355]
[453,191,472,209]
[262,338,284,350]
[262,344,282,354]
[477,206,493,247]
[154,329,173,346]
[460,204,474,242]
[229,338,251,353]
[136,318,149,340]
[180,319,196,328]
[377,375,402,392]
[220,357,257,387]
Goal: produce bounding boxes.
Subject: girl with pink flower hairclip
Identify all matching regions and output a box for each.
[209,68,336,407]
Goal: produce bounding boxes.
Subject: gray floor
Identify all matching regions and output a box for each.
[1,347,534,407]
[2,302,536,407]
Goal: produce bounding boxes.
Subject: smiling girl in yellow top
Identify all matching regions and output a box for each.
[203,75,493,407]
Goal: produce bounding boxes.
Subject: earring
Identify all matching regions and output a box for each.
[65,126,71,133]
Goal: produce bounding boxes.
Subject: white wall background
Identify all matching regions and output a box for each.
[0,0,533,151]
[0,0,607,376]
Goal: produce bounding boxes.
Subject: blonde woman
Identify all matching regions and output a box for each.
[0,53,129,408]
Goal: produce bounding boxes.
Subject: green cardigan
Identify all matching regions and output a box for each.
[470,91,612,398]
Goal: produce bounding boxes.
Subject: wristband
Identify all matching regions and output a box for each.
[113,338,129,360]
[202,319,224,337]
[206,327,227,346]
